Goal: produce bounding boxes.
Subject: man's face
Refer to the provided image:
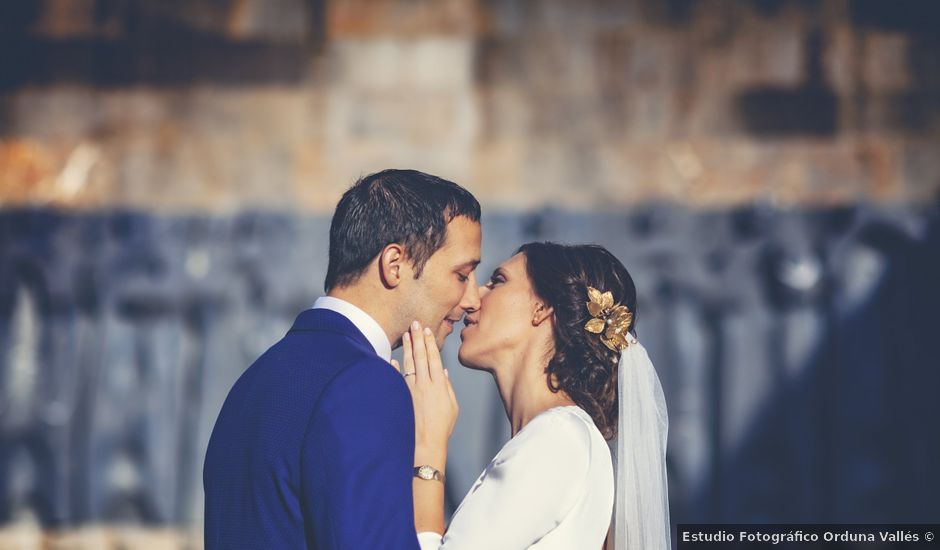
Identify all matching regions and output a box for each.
[407,216,482,348]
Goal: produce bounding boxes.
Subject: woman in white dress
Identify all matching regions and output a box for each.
[399,242,671,549]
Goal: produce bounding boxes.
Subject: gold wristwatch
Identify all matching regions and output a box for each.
[413,465,445,483]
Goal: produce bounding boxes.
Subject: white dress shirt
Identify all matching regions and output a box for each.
[312,296,392,362]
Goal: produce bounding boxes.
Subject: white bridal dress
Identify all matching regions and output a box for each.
[417,405,614,550]
[417,338,672,550]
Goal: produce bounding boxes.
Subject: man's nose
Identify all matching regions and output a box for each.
[460,273,482,312]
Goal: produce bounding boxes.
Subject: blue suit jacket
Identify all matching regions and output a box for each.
[204,308,420,549]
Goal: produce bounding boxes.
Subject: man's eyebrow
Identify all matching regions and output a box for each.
[455,259,481,271]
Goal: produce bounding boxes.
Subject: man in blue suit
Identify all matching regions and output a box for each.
[204,169,482,548]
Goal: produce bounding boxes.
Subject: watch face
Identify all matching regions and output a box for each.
[418,466,434,479]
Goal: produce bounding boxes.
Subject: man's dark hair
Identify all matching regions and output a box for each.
[324,169,481,292]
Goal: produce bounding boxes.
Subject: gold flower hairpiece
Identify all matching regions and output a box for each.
[584,286,634,352]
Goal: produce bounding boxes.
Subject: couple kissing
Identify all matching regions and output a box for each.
[204,169,671,549]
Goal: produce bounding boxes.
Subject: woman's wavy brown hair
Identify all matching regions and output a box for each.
[517,242,637,440]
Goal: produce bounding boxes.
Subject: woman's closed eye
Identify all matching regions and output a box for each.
[485,273,506,289]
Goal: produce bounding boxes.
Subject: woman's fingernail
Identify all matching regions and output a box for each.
[412,320,420,330]
[403,332,410,342]
[423,327,432,336]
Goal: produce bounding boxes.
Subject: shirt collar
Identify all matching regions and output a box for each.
[312,296,392,362]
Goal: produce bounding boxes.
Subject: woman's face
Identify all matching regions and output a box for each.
[458,252,543,370]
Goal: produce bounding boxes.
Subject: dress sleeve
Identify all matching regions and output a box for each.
[302,358,420,549]
[419,409,592,550]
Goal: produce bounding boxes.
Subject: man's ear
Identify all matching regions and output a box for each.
[531,302,554,326]
[379,243,407,289]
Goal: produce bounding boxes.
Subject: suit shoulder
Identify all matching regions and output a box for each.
[304,355,414,447]
[320,354,411,409]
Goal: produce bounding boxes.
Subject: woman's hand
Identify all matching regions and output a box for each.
[397,320,457,537]
[396,320,459,467]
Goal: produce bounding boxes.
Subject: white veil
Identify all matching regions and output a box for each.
[607,338,672,549]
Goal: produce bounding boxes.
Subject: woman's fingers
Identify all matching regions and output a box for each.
[405,320,460,448]
[422,327,445,383]
[445,374,457,402]
[393,359,415,390]
[404,321,450,392]
[402,331,421,391]
[444,378,458,413]
[410,321,430,385]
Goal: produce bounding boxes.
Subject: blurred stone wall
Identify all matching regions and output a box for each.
[2,1,940,549]
[1,0,938,212]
